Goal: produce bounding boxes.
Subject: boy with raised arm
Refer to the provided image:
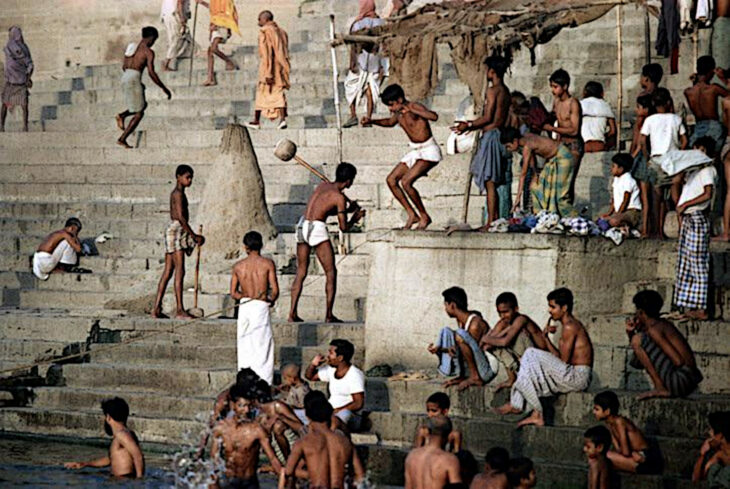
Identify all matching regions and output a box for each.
[583,426,612,489]
[362,84,441,230]
[231,231,279,385]
[685,56,728,154]
[32,217,88,280]
[288,162,365,323]
[405,415,462,489]
[65,398,144,478]
[495,288,593,427]
[414,392,463,453]
[151,165,205,319]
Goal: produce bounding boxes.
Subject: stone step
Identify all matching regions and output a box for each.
[0,339,72,364]
[0,254,149,275]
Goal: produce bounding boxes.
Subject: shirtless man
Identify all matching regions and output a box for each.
[288,162,366,323]
[627,290,702,400]
[279,391,365,489]
[715,71,730,241]
[362,84,441,230]
[116,26,171,149]
[543,69,582,203]
[405,415,462,489]
[151,165,205,319]
[65,397,144,478]
[470,447,510,489]
[480,292,548,392]
[685,56,729,154]
[211,384,282,489]
[32,217,88,280]
[495,288,593,427]
[231,231,279,384]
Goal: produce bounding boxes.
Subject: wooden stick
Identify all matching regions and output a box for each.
[294,155,330,182]
[643,7,651,63]
[616,4,623,149]
[188,2,198,87]
[194,224,202,309]
[329,15,343,164]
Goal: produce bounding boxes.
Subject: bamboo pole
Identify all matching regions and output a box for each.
[188,2,198,87]
[643,7,651,63]
[329,14,346,255]
[616,5,623,149]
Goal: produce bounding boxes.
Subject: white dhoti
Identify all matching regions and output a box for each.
[162,12,192,67]
[32,240,77,280]
[237,299,274,385]
[401,137,443,168]
[510,347,592,413]
[344,70,381,109]
[296,217,330,247]
[120,69,145,114]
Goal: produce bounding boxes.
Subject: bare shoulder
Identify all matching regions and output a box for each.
[116,429,140,447]
[265,256,277,269]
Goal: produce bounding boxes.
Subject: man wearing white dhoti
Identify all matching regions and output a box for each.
[495,288,593,428]
[32,218,89,280]
[230,231,279,385]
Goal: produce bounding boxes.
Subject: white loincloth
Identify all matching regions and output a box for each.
[344,70,382,109]
[120,69,145,113]
[401,137,442,168]
[32,240,77,280]
[237,299,274,385]
[296,217,330,247]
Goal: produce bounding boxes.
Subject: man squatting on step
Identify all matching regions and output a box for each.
[32,217,88,280]
[230,231,279,385]
[288,163,366,323]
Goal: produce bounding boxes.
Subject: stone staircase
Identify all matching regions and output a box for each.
[0,1,726,488]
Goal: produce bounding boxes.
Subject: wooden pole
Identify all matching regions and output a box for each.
[188,2,198,87]
[461,77,489,223]
[644,7,651,64]
[194,224,203,309]
[329,15,346,255]
[616,5,623,149]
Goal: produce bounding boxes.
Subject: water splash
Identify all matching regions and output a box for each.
[170,411,226,488]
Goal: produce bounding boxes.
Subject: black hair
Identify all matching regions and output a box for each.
[511,91,527,105]
[709,411,730,440]
[593,390,620,415]
[236,367,260,386]
[427,414,453,438]
[335,162,357,183]
[632,289,663,319]
[583,81,604,99]
[611,153,634,173]
[243,231,263,251]
[330,339,355,363]
[304,391,333,422]
[259,10,274,21]
[549,68,570,87]
[254,379,273,403]
[380,84,405,105]
[485,446,510,472]
[642,63,663,85]
[229,383,252,401]
[442,286,468,311]
[65,217,82,230]
[426,392,450,410]
[584,425,612,454]
[636,94,655,114]
[457,450,479,485]
[142,26,159,39]
[101,397,130,423]
[176,164,194,177]
[547,287,573,313]
[485,55,509,78]
[697,55,716,77]
[506,457,534,486]
[500,126,521,146]
[651,87,672,109]
[496,292,518,309]
[694,136,717,158]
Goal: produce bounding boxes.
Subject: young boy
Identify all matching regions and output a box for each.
[479,292,548,392]
[470,447,510,489]
[684,56,729,154]
[583,425,612,489]
[505,457,537,489]
[673,138,717,320]
[65,397,145,478]
[543,69,583,203]
[693,410,730,482]
[275,363,311,424]
[640,88,688,238]
[601,153,642,230]
[413,392,463,452]
[231,231,279,384]
[151,165,205,319]
[581,81,616,153]
[640,63,664,97]
[362,84,441,230]
[630,94,655,237]
[32,217,87,280]
[593,390,663,474]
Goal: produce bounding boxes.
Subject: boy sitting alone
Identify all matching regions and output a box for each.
[583,425,613,489]
[413,392,463,453]
[600,153,642,230]
[593,390,663,474]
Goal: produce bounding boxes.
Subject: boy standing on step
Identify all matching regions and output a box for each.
[151,164,205,319]
[362,84,441,230]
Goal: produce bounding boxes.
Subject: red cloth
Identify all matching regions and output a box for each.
[356,0,377,21]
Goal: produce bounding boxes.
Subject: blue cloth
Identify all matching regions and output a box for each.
[497,153,513,219]
[435,327,497,384]
[471,129,508,191]
[436,327,456,376]
[691,120,726,156]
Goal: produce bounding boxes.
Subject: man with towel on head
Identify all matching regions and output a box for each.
[230,231,279,385]
[116,27,172,149]
[32,218,91,280]
[247,11,290,130]
[1,26,33,132]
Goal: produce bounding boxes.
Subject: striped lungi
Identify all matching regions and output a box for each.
[673,212,710,310]
[632,332,703,397]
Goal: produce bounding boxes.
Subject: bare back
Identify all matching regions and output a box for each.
[524,133,560,160]
[560,317,593,367]
[685,83,728,121]
[323,430,355,489]
[37,229,77,253]
[216,419,264,479]
[608,416,649,454]
[722,96,730,130]
[109,430,141,477]
[484,84,511,129]
[470,472,509,489]
[650,320,696,368]
[396,106,434,143]
[304,182,346,222]
[232,255,276,300]
[296,430,331,488]
[405,446,460,489]
[122,43,153,73]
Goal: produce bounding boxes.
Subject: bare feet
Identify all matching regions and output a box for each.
[225,61,239,71]
[325,315,343,323]
[445,224,472,236]
[288,315,304,323]
[493,403,521,415]
[416,215,432,230]
[516,410,545,427]
[712,234,729,242]
[456,377,484,391]
[116,139,133,149]
[442,377,466,388]
[203,79,217,87]
[686,309,709,320]
[150,310,170,319]
[402,213,419,230]
[476,224,491,233]
[115,114,125,131]
[176,311,195,320]
[637,389,671,400]
[494,379,515,392]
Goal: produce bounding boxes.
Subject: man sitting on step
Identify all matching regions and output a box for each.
[32,217,90,280]
[626,290,703,400]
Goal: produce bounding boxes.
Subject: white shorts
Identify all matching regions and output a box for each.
[401,137,442,169]
[211,26,231,43]
[296,218,330,247]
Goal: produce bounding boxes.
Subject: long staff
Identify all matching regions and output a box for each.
[188,1,199,87]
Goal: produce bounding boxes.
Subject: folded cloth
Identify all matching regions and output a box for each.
[447,129,476,155]
[32,240,77,280]
[470,129,507,190]
[435,326,456,376]
[659,149,714,177]
[120,68,145,114]
[164,220,195,255]
[296,217,330,247]
[237,299,274,385]
[401,137,442,168]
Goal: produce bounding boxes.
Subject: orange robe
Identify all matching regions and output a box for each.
[210,0,240,35]
[255,22,290,119]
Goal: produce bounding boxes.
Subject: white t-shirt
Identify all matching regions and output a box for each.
[678,166,717,214]
[640,113,686,156]
[580,97,615,143]
[612,172,641,212]
[317,364,365,410]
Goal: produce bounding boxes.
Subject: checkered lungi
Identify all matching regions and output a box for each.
[673,212,710,310]
[164,220,195,255]
[510,347,591,413]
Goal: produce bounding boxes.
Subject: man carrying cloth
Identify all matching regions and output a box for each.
[32,218,90,280]
[247,11,290,130]
[196,0,240,86]
[160,0,192,72]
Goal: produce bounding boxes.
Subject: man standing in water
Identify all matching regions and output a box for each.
[64,397,145,478]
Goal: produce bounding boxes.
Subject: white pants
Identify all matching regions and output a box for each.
[162,12,191,65]
[237,299,274,385]
[32,240,77,280]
